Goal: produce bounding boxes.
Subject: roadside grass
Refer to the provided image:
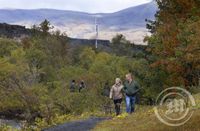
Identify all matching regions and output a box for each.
[1,93,199,131]
[94,93,200,131]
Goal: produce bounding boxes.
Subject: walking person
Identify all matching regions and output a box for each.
[102,81,110,97]
[110,78,124,116]
[79,80,86,92]
[70,80,76,92]
[123,73,140,114]
[101,81,112,114]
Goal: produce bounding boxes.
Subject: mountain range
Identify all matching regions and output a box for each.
[0,1,157,44]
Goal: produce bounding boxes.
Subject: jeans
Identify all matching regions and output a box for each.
[125,95,136,114]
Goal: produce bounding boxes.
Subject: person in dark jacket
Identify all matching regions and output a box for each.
[101,82,110,97]
[70,80,76,92]
[79,80,86,92]
[123,73,140,114]
[101,82,112,114]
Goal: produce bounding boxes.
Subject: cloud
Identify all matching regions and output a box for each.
[0,0,152,13]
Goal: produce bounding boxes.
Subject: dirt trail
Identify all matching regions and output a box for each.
[43,117,110,131]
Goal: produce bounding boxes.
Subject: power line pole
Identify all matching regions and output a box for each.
[95,17,99,49]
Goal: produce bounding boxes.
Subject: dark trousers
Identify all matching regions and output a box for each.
[113,98,122,116]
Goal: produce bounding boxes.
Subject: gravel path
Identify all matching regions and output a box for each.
[43,117,110,131]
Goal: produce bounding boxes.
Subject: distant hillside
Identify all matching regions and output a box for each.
[0,23,146,53]
[0,23,31,38]
[0,2,157,28]
[98,1,157,29]
[0,1,157,44]
[0,23,108,45]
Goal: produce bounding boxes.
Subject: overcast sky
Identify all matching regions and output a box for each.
[0,0,152,13]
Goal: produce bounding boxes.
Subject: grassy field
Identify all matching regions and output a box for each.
[94,94,200,131]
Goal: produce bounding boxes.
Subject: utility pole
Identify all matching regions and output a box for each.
[95,17,99,49]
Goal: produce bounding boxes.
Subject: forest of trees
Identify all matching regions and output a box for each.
[0,21,152,129]
[0,0,200,130]
[146,0,200,87]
